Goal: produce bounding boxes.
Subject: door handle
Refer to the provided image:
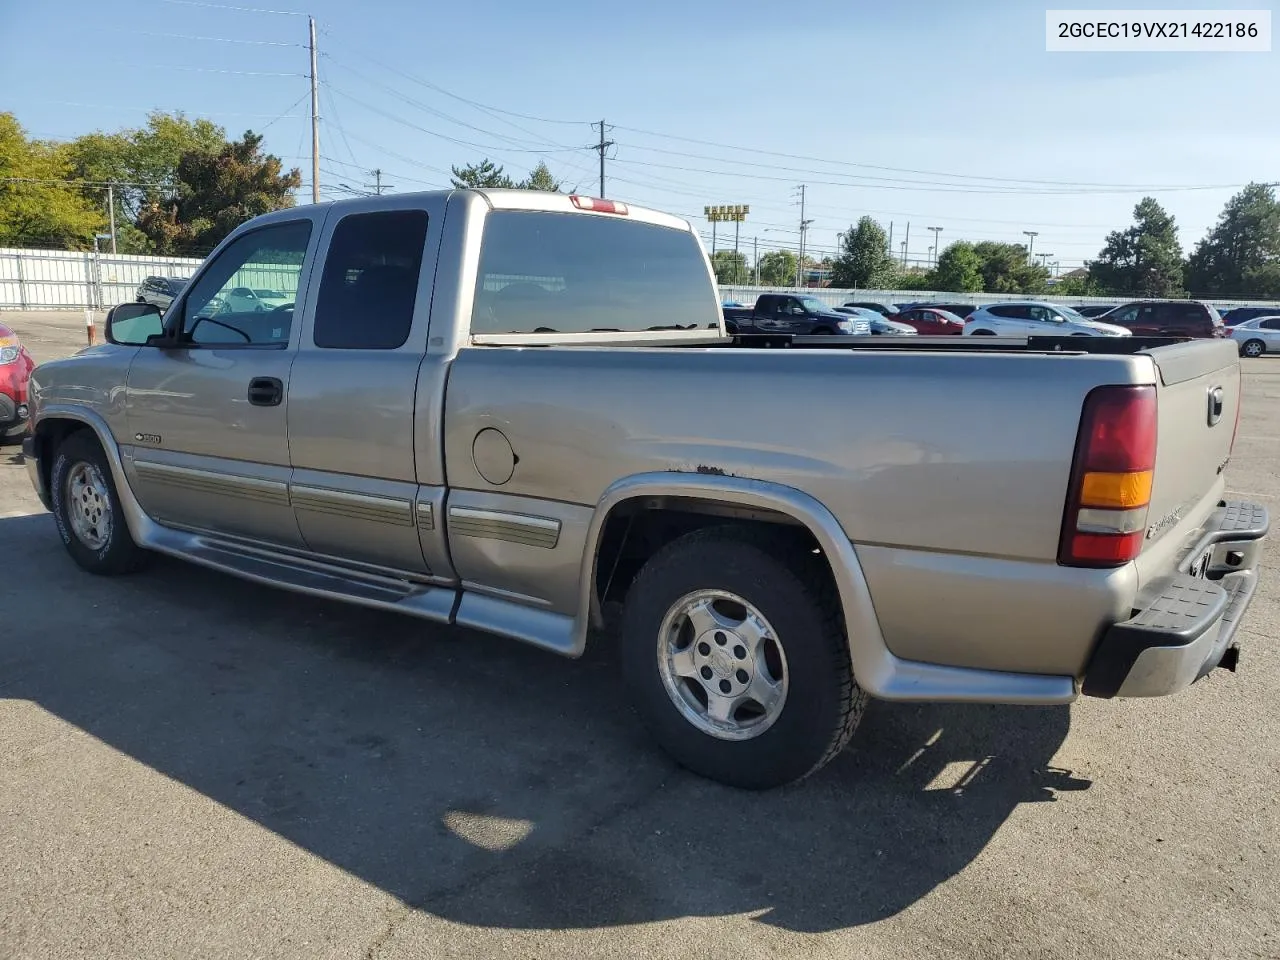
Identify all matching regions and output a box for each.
[247,376,283,407]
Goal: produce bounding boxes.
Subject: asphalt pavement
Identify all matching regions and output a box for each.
[1,311,1277,960]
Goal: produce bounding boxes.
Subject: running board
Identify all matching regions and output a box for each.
[140,525,584,656]
[145,526,459,624]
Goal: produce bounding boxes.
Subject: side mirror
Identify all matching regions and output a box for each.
[105,301,165,346]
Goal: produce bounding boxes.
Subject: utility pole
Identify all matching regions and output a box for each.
[928,226,943,266]
[106,183,117,254]
[309,16,320,204]
[364,168,393,195]
[903,223,910,267]
[1023,230,1038,263]
[887,221,893,257]
[753,236,759,285]
[794,185,812,288]
[593,120,614,198]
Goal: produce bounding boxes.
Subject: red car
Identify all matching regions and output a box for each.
[894,306,967,335]
[0,323,35,441]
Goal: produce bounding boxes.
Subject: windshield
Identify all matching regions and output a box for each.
[799,297,828,312]
[1058,305,1086,321]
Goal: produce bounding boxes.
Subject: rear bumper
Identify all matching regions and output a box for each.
[1082,500,1269,698]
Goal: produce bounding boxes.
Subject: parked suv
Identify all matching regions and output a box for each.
[1100,300,1226,339]
[135,276,188,312]
[963,302,1130,337]
[1220,306,1278,327]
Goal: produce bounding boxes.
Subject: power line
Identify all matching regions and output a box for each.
[320,55,580,154]
[134,64,305,77]
[316,28,587,126]
[157,0,309,15]
[613,124,1238,191]
[104,29,302,45]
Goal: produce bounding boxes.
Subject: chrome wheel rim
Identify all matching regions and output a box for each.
[656,589,789,741]
[1245,341,1263,357]
[65,461,111,550]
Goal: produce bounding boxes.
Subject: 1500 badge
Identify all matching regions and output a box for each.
[134,433,162,445]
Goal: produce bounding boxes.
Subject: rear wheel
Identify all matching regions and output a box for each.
[1243,339,1265,358]
[50,431,150,575]
[619,525,866,789]
[970,329,995,336]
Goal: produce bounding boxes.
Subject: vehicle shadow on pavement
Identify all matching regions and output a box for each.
[2,513,1089,935]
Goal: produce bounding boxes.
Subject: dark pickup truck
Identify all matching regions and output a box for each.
[723,293,872,336]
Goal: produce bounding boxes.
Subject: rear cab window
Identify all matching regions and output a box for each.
[313,209,429,350]
[471,210,719,340]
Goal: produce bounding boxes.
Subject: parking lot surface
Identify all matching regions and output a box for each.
[2,311,1278,960]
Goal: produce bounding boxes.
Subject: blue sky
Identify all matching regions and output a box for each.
[2,0,1277,268]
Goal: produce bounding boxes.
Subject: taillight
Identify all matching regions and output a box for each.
[570,195,629,215]
[1058,384,1157,568]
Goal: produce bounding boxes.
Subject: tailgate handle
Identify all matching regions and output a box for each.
[1207,386,1224,426]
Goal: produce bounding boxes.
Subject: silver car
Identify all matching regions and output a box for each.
[1228,316,1280,357]
[835,305,917,335]
[963,301,1131,337]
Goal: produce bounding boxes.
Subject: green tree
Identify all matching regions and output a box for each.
[450,158,516,189]
[0,112,101,248]
[711,249,748,285]
[519,161,562,192]
[972,241,1049,294]
[1052,272,1104,297]
[831,216,896,288]
[1088,197,1184,297]
[756,249,797,286]
[136,130,300,254]
[1186,182,1280,297]
[930,241,984,292]
[63,111,226,252]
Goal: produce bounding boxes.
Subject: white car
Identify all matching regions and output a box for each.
[1228,315,1280,357]
[218,287,291,313]
[962,301,1131,337]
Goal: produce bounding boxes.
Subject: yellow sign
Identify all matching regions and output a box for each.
[704,204,750,222]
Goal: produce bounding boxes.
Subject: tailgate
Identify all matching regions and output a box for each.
[1141,339,1241,563]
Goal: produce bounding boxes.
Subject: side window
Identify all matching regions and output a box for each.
[472,211,718,336]
[1110,305,1139,325]
[989,306,1016,318]
[181,220,312,347]
[1260,318,1280,330]
[313,210,429,350]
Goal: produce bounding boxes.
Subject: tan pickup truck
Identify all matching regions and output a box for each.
[22,189,1269,789]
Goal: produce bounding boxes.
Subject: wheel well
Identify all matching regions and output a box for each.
[34,419,94,496]
[592,496,835,620]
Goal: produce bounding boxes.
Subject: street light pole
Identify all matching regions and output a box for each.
[928,226,943,267]
[1023,230,1038,263]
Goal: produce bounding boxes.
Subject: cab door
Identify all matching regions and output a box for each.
[123,215,323,547]
[284,196,447,575]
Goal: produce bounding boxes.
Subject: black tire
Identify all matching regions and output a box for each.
[810,327,832,335]
[50,430,150,576]
[970,329,996,336]
[619,525,866,789]
[1243,339,1265,358]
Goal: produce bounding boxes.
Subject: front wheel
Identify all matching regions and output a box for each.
[50,431,150,575]
[1242,339,1265,358]
[970,329,996,336]
[619,526,866,789]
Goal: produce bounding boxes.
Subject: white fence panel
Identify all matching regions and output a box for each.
[0,247,204,310]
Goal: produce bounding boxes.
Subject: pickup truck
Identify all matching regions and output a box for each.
[723,293,872,336]
[23,189,1268,790]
